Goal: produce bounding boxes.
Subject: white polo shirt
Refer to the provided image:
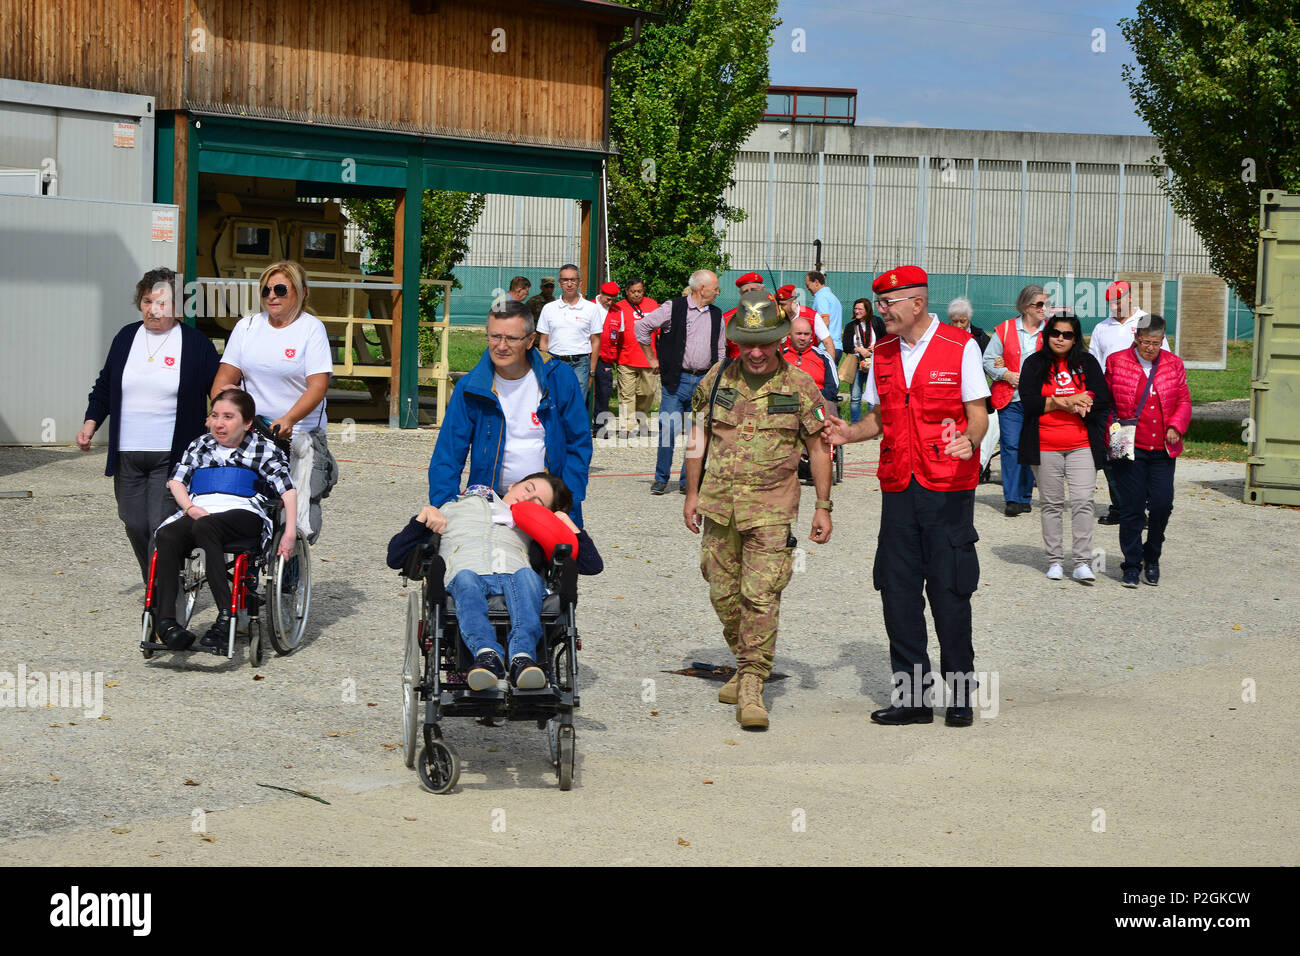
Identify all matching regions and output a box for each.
[1088,308,1170,365]
[865,317,991,405]
[537,296,604,356]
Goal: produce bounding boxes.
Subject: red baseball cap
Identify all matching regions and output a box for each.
[735,272,763,287]
[776,284,797,299]
[1104,279,1130,301]
[600,281,620,296]
[872,265,928,294]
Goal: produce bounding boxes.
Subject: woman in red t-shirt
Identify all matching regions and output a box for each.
[1019,313,1112,584]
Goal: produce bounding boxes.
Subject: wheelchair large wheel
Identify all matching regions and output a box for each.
[417,740,459,794]
[269,529,311,655]
[401,591,422,769]
[178,552,204,627]
[556,724,575,791]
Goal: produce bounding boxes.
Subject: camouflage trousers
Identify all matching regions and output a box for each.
[699,517,795,679]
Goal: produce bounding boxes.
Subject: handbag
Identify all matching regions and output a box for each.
[1108,351,1159,461]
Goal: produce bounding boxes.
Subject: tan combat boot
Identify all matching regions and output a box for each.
[718,671,741,705]
[735,674,769,729]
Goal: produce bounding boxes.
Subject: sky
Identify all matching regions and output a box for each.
[770,0,1151,134]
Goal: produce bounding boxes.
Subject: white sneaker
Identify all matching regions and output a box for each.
[1046,563,1064,581]
[1073,564,1096,584]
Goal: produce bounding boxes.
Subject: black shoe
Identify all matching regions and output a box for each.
[1121,568,1140,588]
[157,618,196,651]
[1096,511,1121,525]
[678,484,687,495]
[1004,502,1019,517]
[870,705,933,726]
[650,481,668,495]
[945,706,974,727]
[1018,501,1032,514]
[1142,562,1160,586]
[467,650,505,691]
[509,655,547,690]
[199,612,231,648]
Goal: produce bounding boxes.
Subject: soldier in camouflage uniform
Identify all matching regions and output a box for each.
[683,291,834,730]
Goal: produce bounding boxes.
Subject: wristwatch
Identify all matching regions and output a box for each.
[815,499,833,513]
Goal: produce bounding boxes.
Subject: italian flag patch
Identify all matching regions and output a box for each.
[814,406,826,422]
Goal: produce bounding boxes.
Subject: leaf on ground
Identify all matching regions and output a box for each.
[703,780,714,785]
[98,716,111,721]
[380,744,398,751]
[366,702,377,707]
[403,817,417,822]
[49,773,59,781]
[649,711,659,717]
[252,674,266,681]
[1232,624,1243,630]
[326,729,359,738]
[49,724,60,728]
[200,834,217,842]
[111,827,131,834]
[105,681,119,688]
[724,739,738,746]
[146,852,160,858]
[184,779,199,786]
[677,837,691,846]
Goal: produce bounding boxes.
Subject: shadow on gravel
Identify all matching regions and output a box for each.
[992,543,1045,571]
[975,489,1007,513]
[0,447,69,481]
[831,641,896,705]
[1195,476,1245,499]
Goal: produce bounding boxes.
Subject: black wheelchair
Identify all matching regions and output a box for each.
[399,537,581,793]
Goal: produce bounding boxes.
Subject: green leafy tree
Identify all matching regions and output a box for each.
[608,0,780,303]
[343,191,486,362]
[1121,1,1300,304]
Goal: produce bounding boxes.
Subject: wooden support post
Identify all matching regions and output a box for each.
[580,199,594,293]
[389,187,406,428]
[172,116,188,276]
[398,155,424,428]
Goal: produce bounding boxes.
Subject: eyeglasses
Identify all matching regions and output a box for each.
[875,294,922,309]
[262,283,291,298]
[488,333,530,345]
[1135,337,1162,348]
[1047,329,1076,340]
[1030,300,1048,309]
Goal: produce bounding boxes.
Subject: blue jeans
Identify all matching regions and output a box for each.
[446,568,545,662]
[1111,448,1175,571]
[656,371,704,487]
[849,368,872,423]
[998,400,1035,505]
[554,354,591,404]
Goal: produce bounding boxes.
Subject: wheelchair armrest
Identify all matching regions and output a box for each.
[402,533,442,581]
[547,543,579,606]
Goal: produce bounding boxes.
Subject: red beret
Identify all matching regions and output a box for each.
[600,281,620,296]
[1104,280,1130,301]
[735,272,763,287]
[776,284,797,299]
[871,265,928,294]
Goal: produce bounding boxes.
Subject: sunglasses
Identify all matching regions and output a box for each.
[1047,329,1076,340]
[261,283,291,298]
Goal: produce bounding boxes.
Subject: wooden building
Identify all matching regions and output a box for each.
[1,0,651,425]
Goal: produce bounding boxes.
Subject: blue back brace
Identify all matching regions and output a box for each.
[189,466,260,498]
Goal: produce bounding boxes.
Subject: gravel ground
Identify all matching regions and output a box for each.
[0,427,1295,865]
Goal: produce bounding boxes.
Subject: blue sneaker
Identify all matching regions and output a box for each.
[467,650,505,690]
[1121,568,1140,588]
[1142,562,1160,586]
[509,655,547,690]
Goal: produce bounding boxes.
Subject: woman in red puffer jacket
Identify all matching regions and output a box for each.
[1103,314,1192,589]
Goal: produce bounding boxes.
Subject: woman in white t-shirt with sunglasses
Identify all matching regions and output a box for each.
[211,260,338,541]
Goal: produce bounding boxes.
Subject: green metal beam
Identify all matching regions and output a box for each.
[399,151,424,429]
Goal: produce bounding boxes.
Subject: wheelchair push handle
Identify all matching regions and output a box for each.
[253,415,292,453]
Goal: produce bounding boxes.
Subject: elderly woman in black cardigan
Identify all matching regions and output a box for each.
[77,268,219,583]
[1018,312,1112,584]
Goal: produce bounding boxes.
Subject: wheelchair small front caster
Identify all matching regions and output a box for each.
[418,740,459,794]
[556,724,575,791]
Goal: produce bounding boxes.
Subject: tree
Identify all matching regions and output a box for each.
[343,191,486,362]
[607,0,780,303]
[1121,1,1300,304]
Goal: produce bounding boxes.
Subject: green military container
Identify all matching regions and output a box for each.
[1246,190,1300,506]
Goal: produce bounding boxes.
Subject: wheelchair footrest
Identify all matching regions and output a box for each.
[138,641,228,657]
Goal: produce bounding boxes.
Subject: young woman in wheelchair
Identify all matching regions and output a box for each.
[399,472,601,691]
[151,388,297,650]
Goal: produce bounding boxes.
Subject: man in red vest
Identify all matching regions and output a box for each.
[824,266,990,728]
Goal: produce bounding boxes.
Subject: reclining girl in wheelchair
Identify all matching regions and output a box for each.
[149,388,296,651]
[390,472,601,689]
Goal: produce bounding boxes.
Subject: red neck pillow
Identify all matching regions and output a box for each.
[510,501,579,560]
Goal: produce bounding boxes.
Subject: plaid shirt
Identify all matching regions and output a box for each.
[158,431,293,551]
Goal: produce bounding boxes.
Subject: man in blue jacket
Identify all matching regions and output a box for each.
[428,299,593,527]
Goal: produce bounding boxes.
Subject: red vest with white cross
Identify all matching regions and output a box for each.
[873,326,980,493]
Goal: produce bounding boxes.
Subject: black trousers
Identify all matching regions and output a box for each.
[1101,458,1124,518]
[593,358,615,434]
[1111,448,1176,571]
[113,450,173,585]
[874,479,979,706]
[153,510,263,625]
